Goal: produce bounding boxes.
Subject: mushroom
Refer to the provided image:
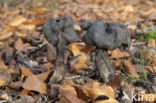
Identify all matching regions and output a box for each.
[43,15,78,83]
[81,20,131,83]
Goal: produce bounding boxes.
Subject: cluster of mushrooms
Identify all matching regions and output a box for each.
[43,15,131,84]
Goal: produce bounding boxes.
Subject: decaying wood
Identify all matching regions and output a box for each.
[95,50,115,83]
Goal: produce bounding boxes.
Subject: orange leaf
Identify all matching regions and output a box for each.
[147,39,156,48]
[152,54,156,68]
[35,70,52,82]
[22,76,47,94]
[0,32,13,41]
[58,80,86,103]
[31,7,50,15]
[18,24,36,30]
[77,79,118,103]
[20,66,34,77]
[21,89,34,97]
[28,18,46,27]
[70,63,87,74]
[9,16,26,27]
[110,49,131,59]
[124,60,138,77]
[15,38,24,51]
[68,43,82,56]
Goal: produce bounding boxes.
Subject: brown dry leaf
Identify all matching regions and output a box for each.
[68,43,82,56]
[35,70,52,82]
[152,54,156,68]
[70,53,88,73]
[124,5,134,13]
[22,76,47,94]
[46,43,56,62]
[20,66,34,80]
[15,38,24,51]
[27,18,46,27]
[78,79,118,103]
[21,89,34,97]
[40,62,53,72]
[9,81,22,89]
[74,24,81,31]
[15,38,36,52]
[15,32,31,41]
[0,72,10,86]
[108,75,121,89]
[18,24,36,30]
[144,66,156,75]
[31,7,50,15]
[110,49,131,59]
[0,60,7,72]
[9,16,27,27]
[58,81,86,103]
[70,63,87,74]
[115,59,122,68]
[0,32,13,41]
[124,60,139,77]
[147,39,156,48]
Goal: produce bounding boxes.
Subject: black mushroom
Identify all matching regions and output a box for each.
[81,20,131,83]
[43,15,78,83]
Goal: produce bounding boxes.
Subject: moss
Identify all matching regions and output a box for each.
[137,30,156,42]
[144,30,156,40]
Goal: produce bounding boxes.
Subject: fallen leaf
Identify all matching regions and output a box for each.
[70,53,88,73]
[70,63,87,73]
[144,66,156,75]
[74,24,81,31]
[21,89,34,97]
[147,39,156,48]
[31,7,50,15]
[20,66,34,79]
[77,79,118,103]
[22,76,47,94]
[18,24,36,30]
[68,43,82,56]
[35,70,52,82]
[124,60,138,77]
[0,90,12,101]
[152,54,156,68]
[9,81,22,89]
[15,32,31,41]
[40,62,53,72]
[108,75,121,89]
[46,43,56,62]
[9,16,26,27]
[110,49,131,59]
[0,32,13,41]
[58,81,86,103]
[115,59,122,68]
[14,38,24,51]
[124,5,134,13]
[0,60,7,72]
[0,72,10,86]
[27,18,46,27]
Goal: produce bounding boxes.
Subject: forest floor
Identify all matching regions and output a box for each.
[0,0,156,103]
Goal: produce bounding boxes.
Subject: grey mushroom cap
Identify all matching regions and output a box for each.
[82,21,131,51]
[43,15,78,46]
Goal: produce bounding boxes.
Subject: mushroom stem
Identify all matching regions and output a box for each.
[95,49,115,83]
[50,34,66,83]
